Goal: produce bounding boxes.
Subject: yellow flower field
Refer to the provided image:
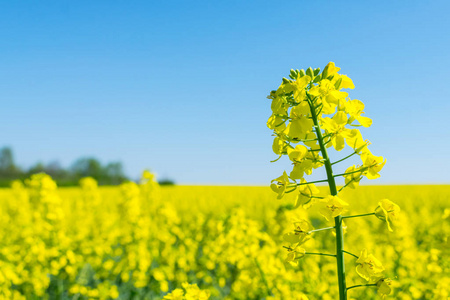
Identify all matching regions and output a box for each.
[0,173,448,299]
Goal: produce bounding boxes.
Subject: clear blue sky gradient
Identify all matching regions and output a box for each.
[1,1,449,184]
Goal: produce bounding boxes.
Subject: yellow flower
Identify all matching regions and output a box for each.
[322,62,341,78]
[321,111,349,151]
[355,249,385,281]
[319,195,349,221]
[322,89,348,114]
[342,129,369,154]
[289,151,323,179]
[272,136,287,155]
[287,145,308,162]
[294,179,320,208]
[183,282,211,300]
[270,171,290,199]
[270,95,289,115]
[285,109,314,139]
[289,161,310,180]
[361,150,386,179]
[283,219,312,246]
[285,247,306,266]
[291,75,312,101]
[343,165,363,189]
[374,199,400,232]
[345,99,372,127]
[163,288,184,300]
[374,277,392,299]
[267,115,286,133]
[164,283,210,300]
[334,74,355,89]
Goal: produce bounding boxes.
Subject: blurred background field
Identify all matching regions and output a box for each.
[0,175,448,299]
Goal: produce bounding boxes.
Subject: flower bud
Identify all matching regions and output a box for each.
[289,69,297,79]
[334,77,343,90]
[313,74,322,83]
[306,67,314,77]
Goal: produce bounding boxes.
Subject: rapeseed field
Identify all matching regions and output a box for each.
[0,172,448,299]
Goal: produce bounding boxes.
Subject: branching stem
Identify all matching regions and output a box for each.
[307,226,335,234]
[343,251,359,259]
[338,179,356,193]
[306,92,347,299]
[331,151,358,165]
[304,252,336,257]
[346,284,377,291]
[291,179,329,187]
[342,212,375,219]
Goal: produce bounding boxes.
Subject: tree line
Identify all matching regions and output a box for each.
[0,147,129,187]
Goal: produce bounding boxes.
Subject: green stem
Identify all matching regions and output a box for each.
[307,93,347,300]
[255,258,273,296]
[343,251,359,259]
[270,155,283,163]
[331,151,358,166]
[346,284,377,291]
[307,226,335,234]
[342,212,375,219]
[291,179,329,187]
[292,137,320,143]
[304,252,336,257]
[284,187,298,194]
[333,167,367,178]
[338,179,355,193]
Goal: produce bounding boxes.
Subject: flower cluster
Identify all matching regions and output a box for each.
[268,62,385,203]
[267,62,401,298]
[163,282,210,300]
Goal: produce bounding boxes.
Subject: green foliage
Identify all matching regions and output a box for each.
[0,147,129,186]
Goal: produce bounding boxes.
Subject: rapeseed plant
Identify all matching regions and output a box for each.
[267,62,400,299]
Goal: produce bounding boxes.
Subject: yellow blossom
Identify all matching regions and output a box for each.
[270,171,290,199]
[321,111,349,151]
[267,115,286,133]
[361,151,386,179]
[285,114,313,140]
[283,219,312,246]
[373,276,392,299]
[319,195,349,221]
[343,165,363,189]
[287,145,308,162]
[322,62,340,78]
[272,136,287,155]
[163,288,184,300]
[294,179,320,208]
[345,99,372,127]
[342,129,369,154]
[285,247,306,266]
[289,153,322,180]
[356,249,385,281]
[374,199,400,232]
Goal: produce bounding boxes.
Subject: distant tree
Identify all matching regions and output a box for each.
[0,147,15,171]
[158,178,175,186]
[45,161,69,181]
[71,157,103,181]
[0,147,21,179]
[104,162,127,185]
[0,146,131,186]
[27,162,46,174]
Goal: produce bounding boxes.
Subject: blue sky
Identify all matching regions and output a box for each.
[0,0,449,184]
